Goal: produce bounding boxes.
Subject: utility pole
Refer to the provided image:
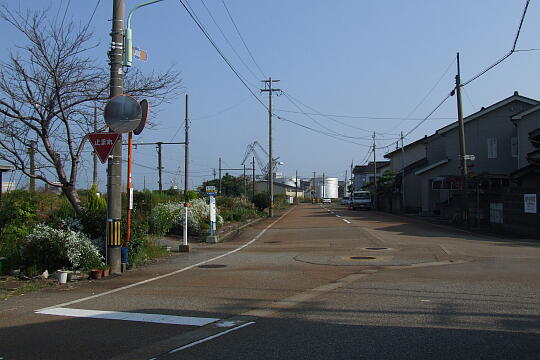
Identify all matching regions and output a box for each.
[243,163,247,197]
[373,132,377,209]
[455,52,469,224]
[106,0,124,274]
[312,171,316,203]
[218,157,222,194]
[401,131,405,211]
[157,142,163,192]
[295,170,298,204]
[261,77,280,217]
[93,106,98,187]
[344,169,347,197]
[322,172,326,198]
[350,161,354,193]
[184,94,189,201]
[252,157,256,199]
[181,94,190,252]
[28,140,36,192]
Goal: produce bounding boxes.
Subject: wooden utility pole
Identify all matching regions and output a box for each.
[261,77,280,217]
[455,52,469,224]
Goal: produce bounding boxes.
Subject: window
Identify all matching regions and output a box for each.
[511,137,518,158]
[487,137,498,159]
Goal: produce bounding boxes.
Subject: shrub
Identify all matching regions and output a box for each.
[0,223,32,270]
[252,192,270,211]
[149,202,184,236]
[22,224,103,272]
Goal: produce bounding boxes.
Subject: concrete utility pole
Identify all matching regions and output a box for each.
[106,0,125,273]
[373,132,377,209]
[322,173,326,198]
[261,77,280,217]
[28,140,36,192]
[157,142,163,191]
[344,170,347,197]
[184,94,189,201]
[350,161,354,193]
[401,131,405,211]
[218,157,222,194]
[295,169,298,204]
[455,52,469,224]
[181,94,190,252]
[93,106,98,187]
[312,171,316,202]
[252,157,256,199]
[243,163,247,197]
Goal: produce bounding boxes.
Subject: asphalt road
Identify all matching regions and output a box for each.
[1,204,539,359]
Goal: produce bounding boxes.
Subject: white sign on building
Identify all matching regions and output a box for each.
[524,194,537,214]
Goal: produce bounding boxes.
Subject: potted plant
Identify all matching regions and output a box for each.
[100,264,110,278]
[89,268,102,280]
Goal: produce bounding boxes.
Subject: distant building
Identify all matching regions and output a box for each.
[255,180,304,199]
[352,161,390,191]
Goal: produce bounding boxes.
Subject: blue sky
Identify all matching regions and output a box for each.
[2,0,540,190]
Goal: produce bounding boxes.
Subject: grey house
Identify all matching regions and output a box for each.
[352,161,389,191]
[388,92,539,215]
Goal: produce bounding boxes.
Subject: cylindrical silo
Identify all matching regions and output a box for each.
[311,177,339,199]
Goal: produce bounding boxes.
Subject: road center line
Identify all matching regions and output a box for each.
[342,219,351,224]
[36,206,295,312]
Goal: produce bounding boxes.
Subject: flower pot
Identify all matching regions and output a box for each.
[89,269,102,280]
[58,271,68,284]
[101,267,110,278]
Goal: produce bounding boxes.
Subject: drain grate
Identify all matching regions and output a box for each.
[350,256,376,260]
[198,264,227,269]
[365,247,388,250]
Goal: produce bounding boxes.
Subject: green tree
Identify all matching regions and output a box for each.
[201,173,245,197]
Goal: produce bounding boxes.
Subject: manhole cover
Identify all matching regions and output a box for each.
[198,264,227,269]
[365,247,388,250]
[264,241,281,244]
[350,256,376,260]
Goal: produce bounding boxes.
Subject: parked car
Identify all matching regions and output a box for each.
[340,196,350,205]
[322,197,332,204]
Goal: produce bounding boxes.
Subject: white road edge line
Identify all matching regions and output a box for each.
[343,219,351,224]
[168,321,256,353]
[336,215,341,217]
[36,207,295,312]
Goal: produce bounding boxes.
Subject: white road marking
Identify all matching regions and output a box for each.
[168,322,256,353]
[421,299,431,303]
[343,219,351,224]
[336,215,341,218]
[36,207,295,312]
[36,307,218,326]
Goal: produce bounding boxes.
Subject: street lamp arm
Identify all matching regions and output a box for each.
[124,0,165,67]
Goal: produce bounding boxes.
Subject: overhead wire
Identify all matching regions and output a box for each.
[176,0,268,111]
[199,0,260,84]
[461,0,530,87]
[221,0,266,78]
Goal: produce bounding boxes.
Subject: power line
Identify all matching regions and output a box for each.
[221,0,266,78]
[273,109,454,121]
[462,0,531,87]
[176,0,268,111]
[283,92,400,138]
[199,0,260,84]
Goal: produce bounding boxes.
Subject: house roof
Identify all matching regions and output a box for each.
[353,161,390,174]
[511,103,540,120]
[414,158,449,176]
[437,92,538,135]
[384,135,433,158]
[511,164,540,179]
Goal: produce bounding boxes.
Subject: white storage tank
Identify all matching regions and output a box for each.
[311,177,339,199]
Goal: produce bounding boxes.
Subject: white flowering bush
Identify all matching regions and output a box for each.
[149,199,223,236]
[23,224,103,271]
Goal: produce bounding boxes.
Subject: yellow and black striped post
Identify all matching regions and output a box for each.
[107,218,122,246]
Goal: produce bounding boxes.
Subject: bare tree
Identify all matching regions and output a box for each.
[0,7,183,213]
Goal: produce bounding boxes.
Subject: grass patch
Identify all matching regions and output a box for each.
[129,236,169,267]
[0,278,57,300]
